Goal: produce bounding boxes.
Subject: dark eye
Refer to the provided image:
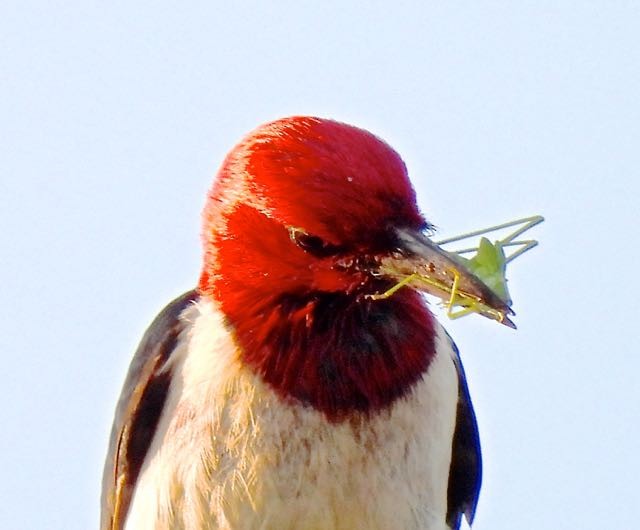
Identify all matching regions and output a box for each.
[289,228,343,257]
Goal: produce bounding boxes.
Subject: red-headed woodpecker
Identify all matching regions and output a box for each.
[101,117,504,530]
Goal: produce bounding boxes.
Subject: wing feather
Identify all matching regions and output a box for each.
[445,333,482,530]
[100,290,199,530]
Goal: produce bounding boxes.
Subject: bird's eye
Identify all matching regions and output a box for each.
[288,228,343,257]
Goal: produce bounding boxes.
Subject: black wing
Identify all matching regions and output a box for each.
[445,334,482,530]
[100,290,199,530]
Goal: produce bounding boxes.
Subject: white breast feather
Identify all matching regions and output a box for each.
[124,299,459,530]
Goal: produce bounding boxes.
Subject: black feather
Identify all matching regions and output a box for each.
[100,290,198,530]
[445,332,482,530]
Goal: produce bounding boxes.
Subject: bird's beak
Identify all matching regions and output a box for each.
[373,227,516,328]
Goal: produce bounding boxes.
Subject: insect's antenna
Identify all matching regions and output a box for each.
[435,216,542,245]
[436,215,544,257]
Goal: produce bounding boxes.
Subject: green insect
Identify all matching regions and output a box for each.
[455,237,510,304]
[370,215,544,327]
[437,215,543,321]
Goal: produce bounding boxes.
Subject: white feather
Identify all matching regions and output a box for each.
[124,298,459,530]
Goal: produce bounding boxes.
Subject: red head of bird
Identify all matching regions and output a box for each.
[197,116,504,419]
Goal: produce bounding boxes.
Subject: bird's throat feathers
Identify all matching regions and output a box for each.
[203,274,436,419]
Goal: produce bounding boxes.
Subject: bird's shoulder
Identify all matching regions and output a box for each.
[100,289,199,530]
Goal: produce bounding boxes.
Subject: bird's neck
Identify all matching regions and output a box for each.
[209,284,437,419]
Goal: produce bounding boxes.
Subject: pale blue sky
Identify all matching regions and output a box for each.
[2,2,638,529]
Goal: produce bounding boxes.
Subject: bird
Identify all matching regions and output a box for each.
[101,116,510,530]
